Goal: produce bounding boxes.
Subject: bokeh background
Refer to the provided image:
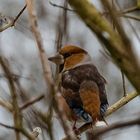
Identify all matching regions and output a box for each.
[0,0,140,140]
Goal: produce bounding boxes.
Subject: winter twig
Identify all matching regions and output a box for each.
[20,94,45,110]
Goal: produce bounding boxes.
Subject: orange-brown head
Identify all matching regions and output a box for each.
[48,45,90,71]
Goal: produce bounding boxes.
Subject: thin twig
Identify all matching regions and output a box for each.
[0,73,32,80]
[105,91,139,116]
[121,70,126,96]
[93,117,140,138]
[0,122,20,131]
[122,15,140,21]
[115,1,140,46]
[20,94,45,110]
[110,2,127,98]
[0,122,47,140]
[0,98,13,112]
[102,9,140,22]
[54,0,69,76]
[0,57,21,140]
[62,0,69,42]
[102,0,133,51]
[26,0,54,87]
[49,0,75,12]
[12,4,27,26]
[121,6,140,14]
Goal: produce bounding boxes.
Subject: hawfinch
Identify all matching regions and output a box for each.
[49,45,108,127]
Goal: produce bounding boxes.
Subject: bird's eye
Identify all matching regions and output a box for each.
[0,19,3,25]
[64,53,72,58]
[3,17,7,22]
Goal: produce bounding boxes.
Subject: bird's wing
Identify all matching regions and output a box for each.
[79,80,101,123]
[61,70,92,122]
[61,64,108,120]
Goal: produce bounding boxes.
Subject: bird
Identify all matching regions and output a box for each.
[48,45,108,128]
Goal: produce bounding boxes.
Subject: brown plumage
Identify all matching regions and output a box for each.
[49,45,108,126]
[80,81,100,123]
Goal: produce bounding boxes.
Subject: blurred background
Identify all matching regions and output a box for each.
[0,0,140,140]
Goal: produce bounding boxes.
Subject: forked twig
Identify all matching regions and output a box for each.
[0,57,21,140]
[0,4,26,32]
[0,57,35,140]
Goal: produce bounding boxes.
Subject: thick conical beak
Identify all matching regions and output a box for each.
[48,53,64,65]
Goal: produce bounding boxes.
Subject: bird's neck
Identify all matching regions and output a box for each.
[63,53,91,71]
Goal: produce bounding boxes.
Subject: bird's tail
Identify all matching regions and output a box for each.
[79,81,101,124]
[95,120,107,127]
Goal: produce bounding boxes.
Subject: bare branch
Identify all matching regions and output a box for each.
[0,57,21,140]
[80,117,140,139]
[105,91,139,116]
[93,117,140,138]
[0,73,32,81]
[25,0,54,94]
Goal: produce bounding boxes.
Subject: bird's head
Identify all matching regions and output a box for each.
[48,45,90,72]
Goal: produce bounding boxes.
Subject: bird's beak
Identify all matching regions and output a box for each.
[48,53,64,65]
